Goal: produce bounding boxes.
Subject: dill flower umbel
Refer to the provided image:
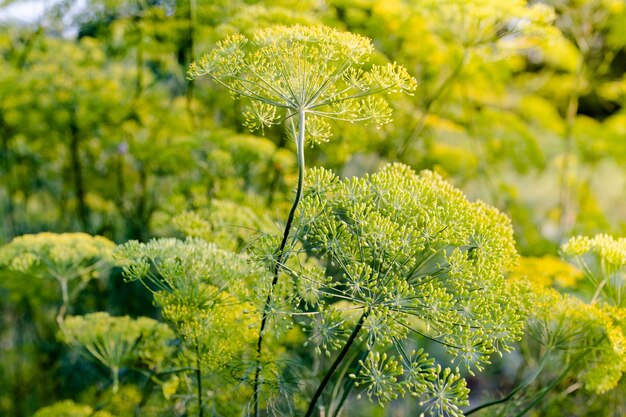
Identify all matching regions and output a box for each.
[0,233,115,323]
[263,163,523,415]
[562,234,626,307]
[115,238,261,372]
[190,25,418,414]
[60,312,174,393]
[188,24,416,144]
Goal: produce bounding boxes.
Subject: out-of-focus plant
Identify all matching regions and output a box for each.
[509,255,583,288]
[173,199,275,252]
[60,312,174,393]
[470,234,626,416]
[188,24,417,414]
[32,400,116,417]
[0,232,115,324]
[115,238,264,416]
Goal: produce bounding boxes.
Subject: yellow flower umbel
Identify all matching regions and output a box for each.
[562,234,626,307]
[509,255,583,288]
[189,24,416,144]
[560,234,626,393]
[33,400,115,417]
[515,278,626,395]
[283,163,521,416]
[115,238,260,413]
[0,232,115,324]
[420,0,556,49]
[504,233,626,410]
[60,313,174,394]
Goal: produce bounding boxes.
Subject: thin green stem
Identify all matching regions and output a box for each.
[512,361,575,417]
[304,310,369,417]
[397,49,468,159]
[56,278,69,326]
[329,347,370,417]
[465,353,550,415]
[253,110,306,417]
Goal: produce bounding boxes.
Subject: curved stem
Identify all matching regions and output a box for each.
[304,310,369,417]
[465,353,550,415]
[253,110,306,417]
[512,360,575,417]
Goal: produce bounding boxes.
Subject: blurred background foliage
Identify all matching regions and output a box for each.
[0,0,625,416]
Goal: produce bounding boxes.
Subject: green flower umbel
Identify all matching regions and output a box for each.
[188,24,416,143]
[292,164,522,416]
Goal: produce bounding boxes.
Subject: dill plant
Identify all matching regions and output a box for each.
[0,232,115,324]
[115,238,265,415]
[188,24,416,413]
[60,312,174,394]
[470,235,626,416]
[251,163,524,416]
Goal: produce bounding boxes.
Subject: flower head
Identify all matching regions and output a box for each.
[189,24,416,143]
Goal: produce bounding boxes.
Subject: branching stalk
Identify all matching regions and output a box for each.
[253,110,306,417]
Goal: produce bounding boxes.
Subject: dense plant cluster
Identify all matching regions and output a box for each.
[1,1,626,417]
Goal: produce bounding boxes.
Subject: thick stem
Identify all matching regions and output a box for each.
[253,110,306,417]
[304,310,369,417]
[69,107,88,231]
[196,347,204,417]
[112,366,120,394]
